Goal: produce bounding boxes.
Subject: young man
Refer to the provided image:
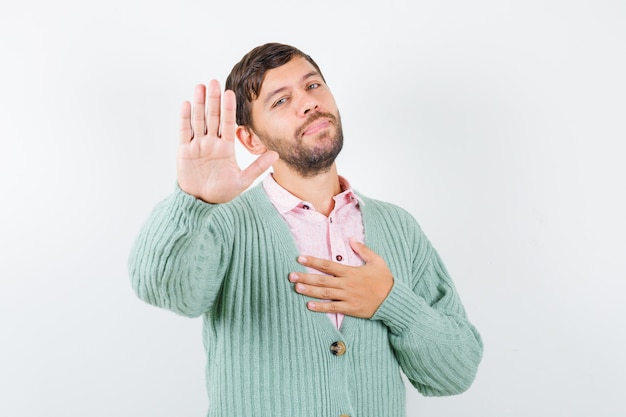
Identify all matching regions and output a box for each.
[129,43,483,417]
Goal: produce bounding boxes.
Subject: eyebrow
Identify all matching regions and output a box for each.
[262,70,320,106]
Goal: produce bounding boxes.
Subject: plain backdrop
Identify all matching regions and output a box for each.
[1,1,625,416]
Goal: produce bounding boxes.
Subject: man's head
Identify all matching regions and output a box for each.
[225,43,325,127]
[228,43,343,178]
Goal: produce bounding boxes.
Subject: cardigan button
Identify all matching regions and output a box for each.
[339,414,350,417]
[330,341,346,356]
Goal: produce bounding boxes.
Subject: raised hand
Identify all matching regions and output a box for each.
[288,238,395,318]
[177,80,278,203]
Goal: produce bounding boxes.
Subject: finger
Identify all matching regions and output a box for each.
[179,101,192,144]
[297,255,349,276]
[192,84,207,138]
[205,79,222,137]
[307,301,349,314]
[294,281,342,301]
[220,90,237,142]
[349,238,376,263]
[289,271,341,288]
[239,151,279,188]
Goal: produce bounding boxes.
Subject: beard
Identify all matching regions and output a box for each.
[253,112,344,178]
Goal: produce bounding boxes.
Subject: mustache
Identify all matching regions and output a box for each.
[295,112,337,138]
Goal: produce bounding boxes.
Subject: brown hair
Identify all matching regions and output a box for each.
[225,43,325,127]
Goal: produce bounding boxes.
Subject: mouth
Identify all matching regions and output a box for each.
[302,119,331,136]
[298,113,335,138]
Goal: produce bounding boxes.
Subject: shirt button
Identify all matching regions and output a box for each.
[335,255,343,262]
[330,341,346,356]
[302,204,310,210]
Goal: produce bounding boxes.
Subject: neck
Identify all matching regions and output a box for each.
[272,162,341,217]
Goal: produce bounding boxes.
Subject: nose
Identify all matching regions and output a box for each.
[297,92,319,116]
[303,102,318,115]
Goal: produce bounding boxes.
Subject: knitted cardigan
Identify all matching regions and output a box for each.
[129,184,483,417]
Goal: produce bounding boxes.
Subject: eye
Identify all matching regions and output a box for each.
[307,82,320,90]
[272,97,288,108]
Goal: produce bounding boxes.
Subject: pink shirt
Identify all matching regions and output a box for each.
[262,174,365,329]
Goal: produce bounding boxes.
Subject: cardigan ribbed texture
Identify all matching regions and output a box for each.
[129,184,483,417]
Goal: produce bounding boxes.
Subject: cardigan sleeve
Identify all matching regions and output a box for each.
[370,214,483,396]
[128,186,233,318]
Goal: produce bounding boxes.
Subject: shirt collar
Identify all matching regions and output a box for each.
[262,173,362,214]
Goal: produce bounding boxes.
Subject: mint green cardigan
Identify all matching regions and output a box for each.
[129,184,483,417]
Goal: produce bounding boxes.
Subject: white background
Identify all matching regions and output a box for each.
[1,1,625,416]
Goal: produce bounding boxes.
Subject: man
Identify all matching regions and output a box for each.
[129,43,483,416]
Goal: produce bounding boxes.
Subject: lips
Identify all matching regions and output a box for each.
[297,113,336,138]
[302,119,331,136]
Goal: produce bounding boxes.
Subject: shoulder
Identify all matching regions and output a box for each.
[214,183,277,224]
[225,183,270,211]
[355,190,431,246]
[356,191,419,225]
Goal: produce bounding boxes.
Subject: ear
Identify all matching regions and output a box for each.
[236,126,268,155]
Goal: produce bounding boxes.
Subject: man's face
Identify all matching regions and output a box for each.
[249,56,343,177]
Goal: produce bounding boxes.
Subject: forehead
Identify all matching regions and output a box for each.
[258,56,320,97]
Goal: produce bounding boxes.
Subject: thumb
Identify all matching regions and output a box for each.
[240,150,279,186]
[349,237,376,263]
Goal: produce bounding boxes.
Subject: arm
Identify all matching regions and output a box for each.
[129,81,277,317]
[370,233,483,396]
[289,225,483,396]
[128,187,230,317]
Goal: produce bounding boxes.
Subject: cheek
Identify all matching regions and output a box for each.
[317,88,337,104]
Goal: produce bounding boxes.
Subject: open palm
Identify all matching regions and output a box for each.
[177,80,278,203]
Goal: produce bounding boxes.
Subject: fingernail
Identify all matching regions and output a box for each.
[297,256,308,263]
[289,273,299,282]
[296,283,306,292]
[308,302,316,310]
